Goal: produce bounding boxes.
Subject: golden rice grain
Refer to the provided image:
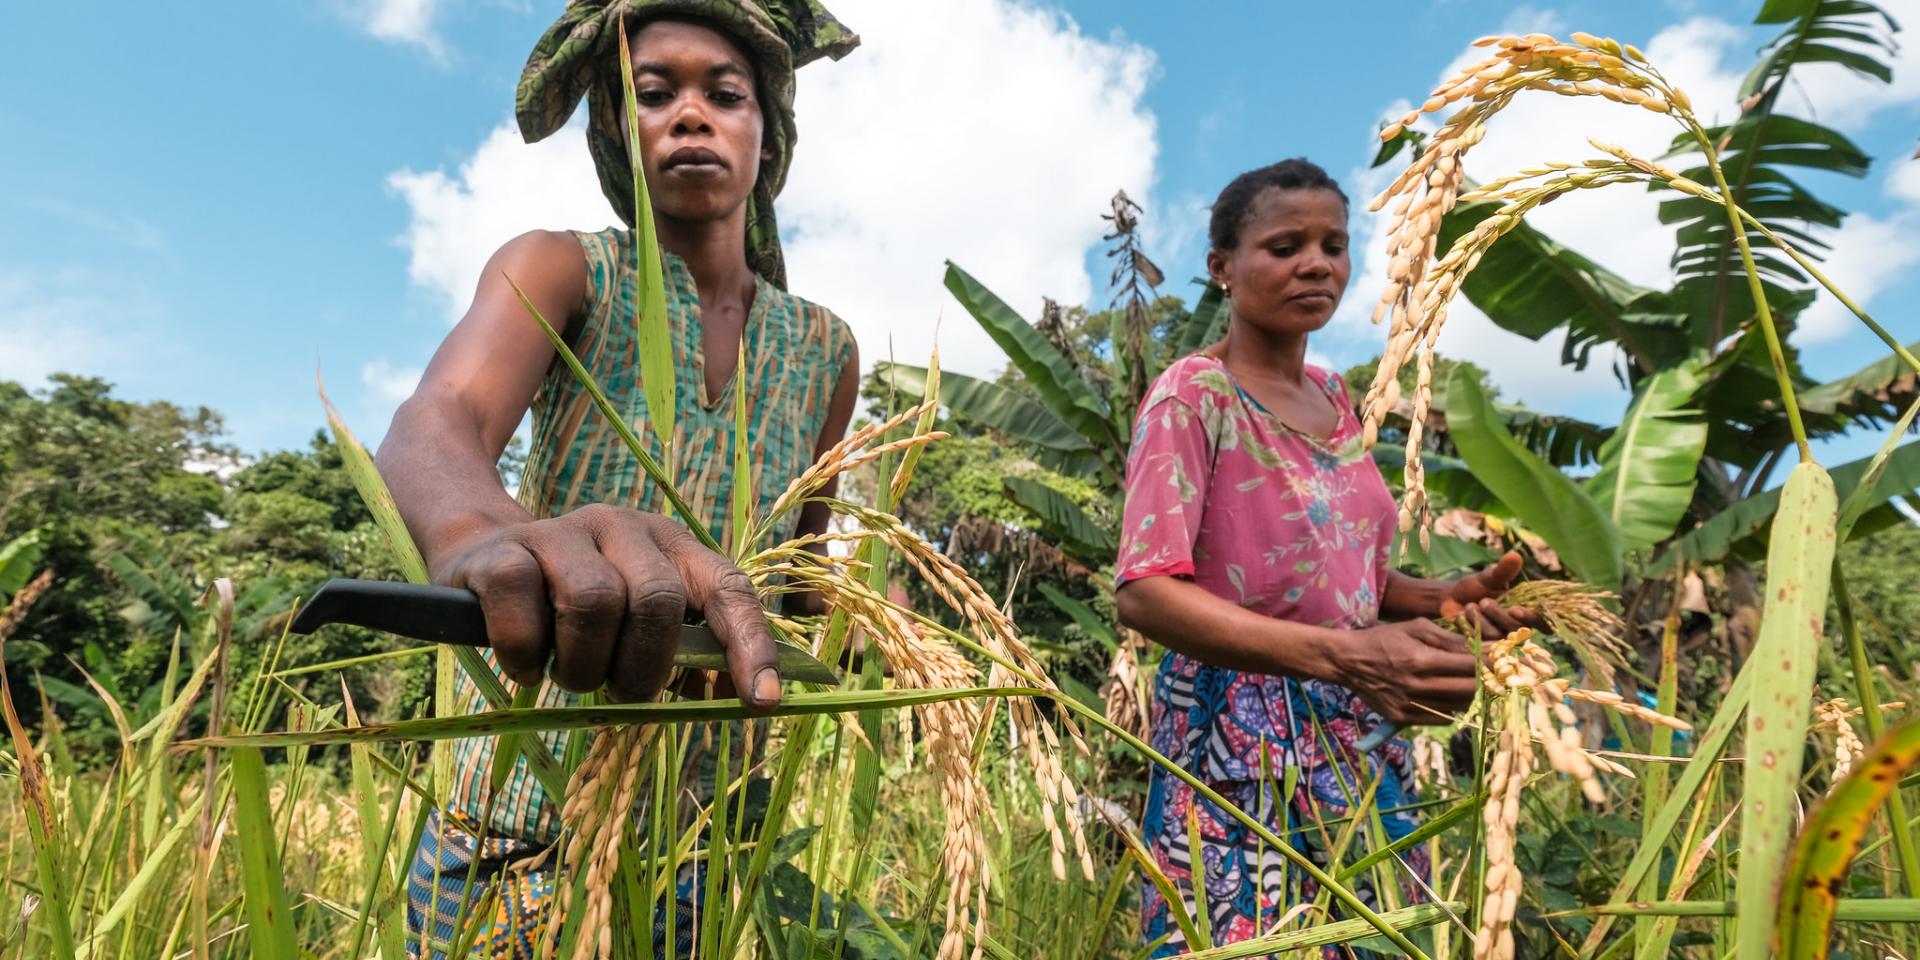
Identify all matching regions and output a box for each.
[1361,32,1703,540]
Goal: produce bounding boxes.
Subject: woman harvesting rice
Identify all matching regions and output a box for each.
[374,1,860,954]
[1114,159,1541,955]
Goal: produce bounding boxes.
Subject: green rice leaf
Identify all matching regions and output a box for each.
[320,377,428,585]
[1179,902,1458,959]
[1738,461,1838,960]
[732,338,753,560]
[192,686,1044,748]
[75,794,200,952]
[1778,716,1920,959]
[230,746,298,960]
[618,23,676,470]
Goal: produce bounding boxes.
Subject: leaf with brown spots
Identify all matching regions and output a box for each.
[1738,461,1837,960]
[1778,717,1920,960]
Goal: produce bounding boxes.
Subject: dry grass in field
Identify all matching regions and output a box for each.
[0,570,53,643]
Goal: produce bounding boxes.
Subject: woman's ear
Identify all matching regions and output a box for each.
[1205,248,1231,291]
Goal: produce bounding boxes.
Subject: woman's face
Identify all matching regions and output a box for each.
[1208,187,1351,336]
[625,19,768,224]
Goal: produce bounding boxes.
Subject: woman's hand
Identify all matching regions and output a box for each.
[432,504,781,710]
[1336,619,1479,727]
[1440,551,1549,641]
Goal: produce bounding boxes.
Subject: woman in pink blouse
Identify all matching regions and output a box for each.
[1114,159,1539,955]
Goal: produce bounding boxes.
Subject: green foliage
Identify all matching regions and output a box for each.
[1832,520,1920,681]
[1583,356,1709,553]
[0,376,429,747]
[1443,366,1623,587]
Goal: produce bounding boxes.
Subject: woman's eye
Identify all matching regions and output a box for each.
[1326,244,1347,256]
[636,89,673,106]
[710,89,747,105]
[1271,246,1296,258]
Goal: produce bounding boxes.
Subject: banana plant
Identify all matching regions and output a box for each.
[876,257,1225,570]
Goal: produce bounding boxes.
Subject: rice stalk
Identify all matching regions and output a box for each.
[1359,31,1739,535]
[1474,627,1688,960]
[521,391,1081,960]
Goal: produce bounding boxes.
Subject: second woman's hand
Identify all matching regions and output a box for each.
[1335,618,1479,728]
[1442,550,1550,641]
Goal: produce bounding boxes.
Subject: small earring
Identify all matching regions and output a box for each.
[1220,283,1232,296]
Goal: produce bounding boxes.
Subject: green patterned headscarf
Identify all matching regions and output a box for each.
[517,0,859,289]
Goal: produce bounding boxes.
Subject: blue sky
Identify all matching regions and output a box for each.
[1,0,1914,470]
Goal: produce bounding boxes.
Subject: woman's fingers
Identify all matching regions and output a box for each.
[1405,617,1471,655]
[651,521,783,712]
[450,539,552,687]
[592,510,689,703]
[1441,550,1526,616]
[1473,598,1528,638]
[530,524,624,694]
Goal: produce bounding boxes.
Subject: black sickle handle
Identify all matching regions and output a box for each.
[288,578,840,685]
[289,579,490,645]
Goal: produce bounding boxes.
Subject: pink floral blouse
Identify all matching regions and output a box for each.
[1117,354,1403,782]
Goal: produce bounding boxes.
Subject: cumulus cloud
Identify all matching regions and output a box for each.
[361,357,424,404]
[0,269,157,389]
[387,118,620,322]
[1798,195,1920,340]
[778,0,1158,375]
[387,0,1160,381]
[349,0,449,59]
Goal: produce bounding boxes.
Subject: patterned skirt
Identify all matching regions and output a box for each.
[404,808,698,959]
[1138,770,1431,960]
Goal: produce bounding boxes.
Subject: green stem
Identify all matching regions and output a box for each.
[1688,125,1811,462]
[1834,561,1920,896]
[1733,208,1920,375]
[502,274,721,552]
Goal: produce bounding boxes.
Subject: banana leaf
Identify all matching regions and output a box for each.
[1652,437,1920,574]
[875,362,1093,459]
[1002,475,1115,560]
[1798,338,1920,424]
[1436,197,1690,374]
[1035,582,1118,650]
[0,531,42,600]
[1584,356,1709,553]
[1444,366,1623,587]
[944,262,1120,448]
[1172,281,1228,360]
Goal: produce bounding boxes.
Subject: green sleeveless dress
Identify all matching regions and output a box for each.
[446,226,854,844]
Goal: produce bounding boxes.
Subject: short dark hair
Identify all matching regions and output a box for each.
[1208,158,1348,252]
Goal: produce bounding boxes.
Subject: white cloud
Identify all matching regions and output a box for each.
[1797,203,1920,341]
[387,117,620,322]
[361,357,424,404]
[351,0,449,59]
[386,0,1160,383]
[779,0,1158,376]
[1889,159,1920,205]
[0,269,158,389]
